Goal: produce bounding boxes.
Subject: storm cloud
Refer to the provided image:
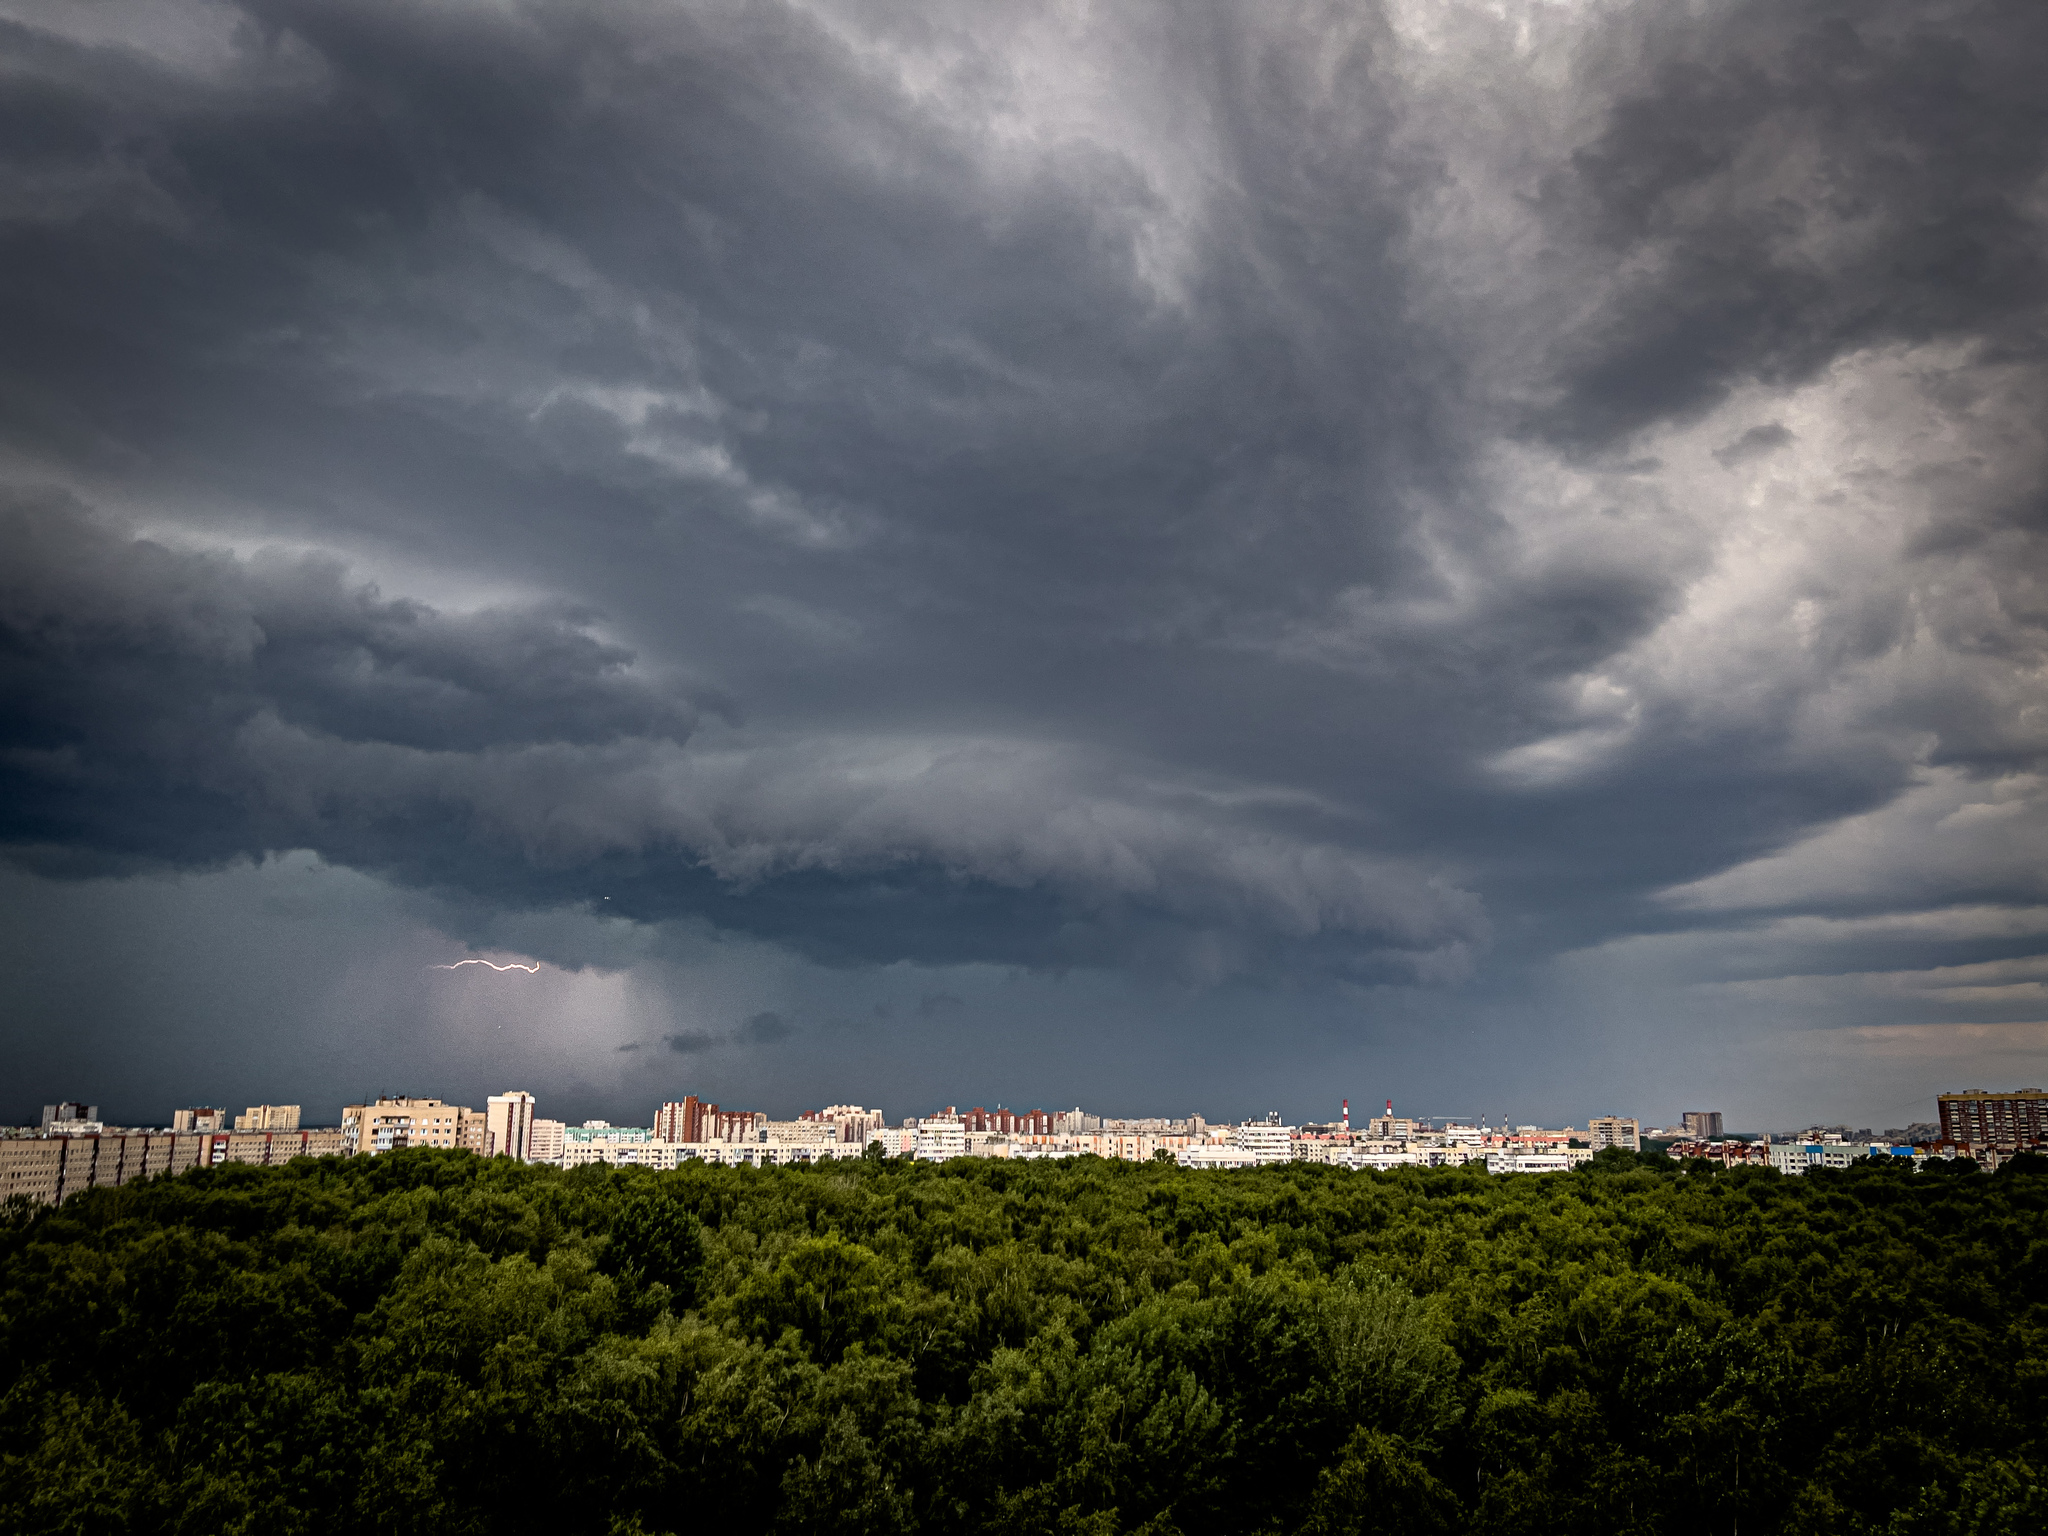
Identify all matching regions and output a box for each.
[2,0,2045,1127]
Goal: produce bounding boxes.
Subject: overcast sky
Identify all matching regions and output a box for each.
[4,0,2046,1133]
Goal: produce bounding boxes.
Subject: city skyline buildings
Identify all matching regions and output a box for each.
[18,1071,2011,1150]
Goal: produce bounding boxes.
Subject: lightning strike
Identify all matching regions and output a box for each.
[433,958,542,973]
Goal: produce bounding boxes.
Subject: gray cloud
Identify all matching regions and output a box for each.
[1,0,2046,1124]
[1712,423,1795,469]
[655,1012,794,1055]
[736,1011,792,1046]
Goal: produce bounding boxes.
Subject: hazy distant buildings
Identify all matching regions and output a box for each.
[42,1103,98,1130]
[1681,1110,1724,1139]
[1938,1089,2047,1146]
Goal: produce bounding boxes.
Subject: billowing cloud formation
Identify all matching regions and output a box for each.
[1,0,2046,1120]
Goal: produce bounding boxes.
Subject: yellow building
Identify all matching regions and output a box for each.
[235,1104,302,1131]
[341,1097,474,1155]
[0,1130,347,1206]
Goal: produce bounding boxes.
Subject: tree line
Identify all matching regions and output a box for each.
[1,1145,2043,1535]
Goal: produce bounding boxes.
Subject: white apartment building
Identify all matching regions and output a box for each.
[1231,1121,1295,1165]
[1587,1115,1642,1152]
[559,1125,651,1167]
[1340,1148,1427,1171]
[1178,1144,1258,1169]
[760,1120,840,1148]
[916,1118,967,1161]
[528,1118,566,1163]
[1765,1140,1908,1175]
[818,1105,886,1143]
[1487,1152,1575,1175]
[485,1092,537,1159]
[868,1128,916,1157]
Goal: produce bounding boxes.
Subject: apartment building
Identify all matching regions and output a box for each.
[1938,1089,2048,1147]
[172,1108,224,1132]
[809,1105,886,1143]
[1587,1116,1642,1152]
[1487,1151,1575,1175]
[1232,1120,1296,1165]
[916,1118,967,1161]
[0,1129,347,1206]
[1178,1144,1258,1169]
[341,1097,472,1154]
[1681,1111,1724,1139]
[760,1120,839,1148]
[654,1097,702,1142]
[485,1091,537,1158]
[235,1105,301,1131]
[529,1118,567,1163]
[651,1098,765,1143]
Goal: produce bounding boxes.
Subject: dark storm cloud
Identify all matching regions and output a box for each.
[0,0,2044,1044]
[655,1012,793,1054]
[736,1011,792,1046]
[1712,424,1794,469]
[1532,0,2048,446]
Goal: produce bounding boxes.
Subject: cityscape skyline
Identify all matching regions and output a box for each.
[9,1076,1992,1146]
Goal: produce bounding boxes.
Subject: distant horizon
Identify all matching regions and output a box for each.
[15,1083,1981,1142]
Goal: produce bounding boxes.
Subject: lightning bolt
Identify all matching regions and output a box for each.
[433,958,542,973]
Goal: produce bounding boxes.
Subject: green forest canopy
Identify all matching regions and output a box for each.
[2,1148,2044,1536]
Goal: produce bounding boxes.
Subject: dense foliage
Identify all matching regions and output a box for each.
[2,1147,2044,1536]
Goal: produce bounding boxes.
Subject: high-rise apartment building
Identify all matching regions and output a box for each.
[915,1118,967,1161]
[42,1103,98,1129]
[655,1097,702,1143]
[810,1105,886,1143]
[171,1108,224,1132]
[1587,1116,1642,1152]
[1938,1090,2047,1146]
[1681,1111,1724,1140]
[235,1105,301,1131]
[341,1097,471,1154]
[650,1098,760,1142]
[529,1118,566,1163]
[1233,1120,1296,1164]
[485,1092,537,1158]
